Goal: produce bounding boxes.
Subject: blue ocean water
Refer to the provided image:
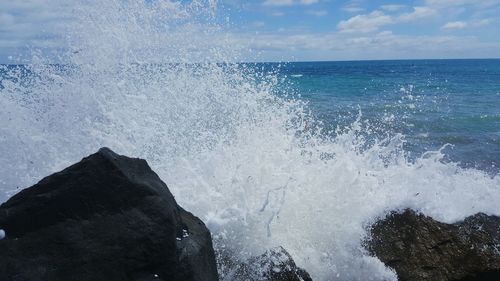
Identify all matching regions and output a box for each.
[269,59,500,175]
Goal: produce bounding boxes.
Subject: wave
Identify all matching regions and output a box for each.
[1,1,499,280]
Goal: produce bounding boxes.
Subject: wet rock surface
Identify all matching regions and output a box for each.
[218,246,313,281]
[367,209,500,281]
[0,148,218,281]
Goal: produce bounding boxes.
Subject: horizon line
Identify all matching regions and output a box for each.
[1,57,500,65]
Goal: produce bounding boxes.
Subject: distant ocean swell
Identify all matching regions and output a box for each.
[1,1,499,281]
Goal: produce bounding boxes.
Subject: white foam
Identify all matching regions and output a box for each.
[0,1,499,280]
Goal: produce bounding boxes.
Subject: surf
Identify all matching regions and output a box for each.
[1,1,499,280]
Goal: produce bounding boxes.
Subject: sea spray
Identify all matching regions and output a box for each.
[1,1,499,280]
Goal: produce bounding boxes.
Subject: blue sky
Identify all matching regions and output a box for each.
[1,0,500,62]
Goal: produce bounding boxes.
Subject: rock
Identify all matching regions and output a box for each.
[0,148,218,281]
[218,246,313,281]
[367,209,500,281]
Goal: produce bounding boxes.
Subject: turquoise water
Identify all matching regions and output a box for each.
[270,59,500,174]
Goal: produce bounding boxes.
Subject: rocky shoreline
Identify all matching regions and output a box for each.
[0,148,498,281]
[367,209,500,281]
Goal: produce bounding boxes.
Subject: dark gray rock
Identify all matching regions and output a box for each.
[0,148,218,281]
[218,246,313,281]
[367,209,500,281]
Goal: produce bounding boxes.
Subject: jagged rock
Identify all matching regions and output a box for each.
[367,209,500,281]
[218,246,313,281]
[0,148,218,281]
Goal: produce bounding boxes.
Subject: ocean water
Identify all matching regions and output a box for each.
[1,2,499,281]
[273,60,500,174]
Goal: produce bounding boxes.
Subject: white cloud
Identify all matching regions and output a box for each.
[271,11,285,16]
[306,10,328,16]
[262,0,319,6]
[342,2,364,13]
[442,21,468,30]
[425,0,475,6]
[337,11,393,33]
[441,19,492,30]
[342,6,364,13]
[252,21,266,28]
[338,6,437,34]
[262,0,293,6]
[425,0,500,8]
[300,0,319,4]
[378,30,394,36]
[398,6,437,22]
[0,0,73,52]
[229,30,500,61]
[472,19,492,27]
[425,0,500,7]
[380,5,406,12]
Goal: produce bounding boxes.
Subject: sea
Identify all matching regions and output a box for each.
[0,2,499,280]
[274,59,500,175]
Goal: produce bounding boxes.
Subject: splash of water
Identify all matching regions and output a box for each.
[1,1,499,280]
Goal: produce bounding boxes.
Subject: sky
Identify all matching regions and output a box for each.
[1,0,500,62]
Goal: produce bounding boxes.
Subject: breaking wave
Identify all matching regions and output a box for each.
[1,1,499,280]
